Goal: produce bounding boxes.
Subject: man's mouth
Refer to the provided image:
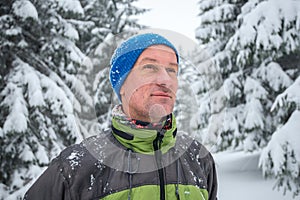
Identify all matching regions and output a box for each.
[150,92,172,98]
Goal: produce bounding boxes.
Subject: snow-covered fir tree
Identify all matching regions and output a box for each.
[195,0,300,196]
[195,0,248,150]
[0,0,145,198]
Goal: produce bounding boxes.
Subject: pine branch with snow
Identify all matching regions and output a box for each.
[259,75,300,197]
[259,110,300,197]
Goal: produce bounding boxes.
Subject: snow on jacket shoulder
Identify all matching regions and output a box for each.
[24,132,218,200]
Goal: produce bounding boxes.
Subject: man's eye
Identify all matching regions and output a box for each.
[166,68,177,74]
[143,64,156,70]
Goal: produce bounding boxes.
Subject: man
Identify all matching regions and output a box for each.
[24,33,218,200]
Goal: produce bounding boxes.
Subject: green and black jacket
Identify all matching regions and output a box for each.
[25,115,218,200]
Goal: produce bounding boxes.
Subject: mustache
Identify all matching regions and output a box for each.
[152,84,176,95]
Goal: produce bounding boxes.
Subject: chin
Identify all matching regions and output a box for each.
[146,103,174,118]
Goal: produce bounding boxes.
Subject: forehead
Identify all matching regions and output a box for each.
[145,45,176,53]
[135,45,178,65]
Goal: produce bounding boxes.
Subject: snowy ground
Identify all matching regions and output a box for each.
[214,151,294,200]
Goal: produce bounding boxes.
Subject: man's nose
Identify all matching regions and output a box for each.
[155,67,173,85]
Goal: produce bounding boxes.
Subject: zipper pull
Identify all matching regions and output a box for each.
[157,129,166,149]
[153,129,166,151]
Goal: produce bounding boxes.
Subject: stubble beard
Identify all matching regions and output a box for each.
[129,100,174,123]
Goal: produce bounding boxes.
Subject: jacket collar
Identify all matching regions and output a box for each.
[111,106,177,154]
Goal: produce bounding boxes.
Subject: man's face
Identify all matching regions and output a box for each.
[120,45,178,123]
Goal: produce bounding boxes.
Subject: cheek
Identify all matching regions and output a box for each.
[171,81,178,95]
[124,81,143,99]
[127,86,148,104]
[132,85,149,99]
[127,77,149,92]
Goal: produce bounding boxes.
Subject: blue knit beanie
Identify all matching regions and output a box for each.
[109,33,179,102]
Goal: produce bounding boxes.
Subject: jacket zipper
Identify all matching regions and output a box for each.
[153,130,165,200]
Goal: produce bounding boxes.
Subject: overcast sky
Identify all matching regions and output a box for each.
[133,0,200,55]
[134,0,199,41]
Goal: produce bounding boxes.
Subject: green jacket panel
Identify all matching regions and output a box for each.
[102,184,208,200]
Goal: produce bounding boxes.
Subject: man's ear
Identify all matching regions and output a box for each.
[120,86,125,96]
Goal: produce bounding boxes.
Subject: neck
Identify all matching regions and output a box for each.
[121,106,169,124]
[112,104,172,129]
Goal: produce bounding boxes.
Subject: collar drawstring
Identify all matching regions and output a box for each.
[175,153,181,200]
[128,174,133,200]
[126,149,140,200]
[127,149,133,200]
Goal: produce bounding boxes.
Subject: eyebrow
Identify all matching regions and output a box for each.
[139,57,178,67]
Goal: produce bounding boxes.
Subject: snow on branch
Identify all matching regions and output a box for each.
[2,82,28,133]
[259,110,300,196]
[254,62,292,92]
[56,0,84,15]
[271,76,300,112]
[226,0,300,65]
[12,0,38,21]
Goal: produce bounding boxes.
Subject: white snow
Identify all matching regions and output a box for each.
[20,143,35,162]
[254,62,293,92]
[41,73,73,115]
[244,98,264,130]
[51,37,86,64]
[5,165,47,200]
[62,71,93,111]
[5,27,22,36]
[215,151,294,200]
[94,33,114,56]
[56,0,84,15]
[2,83,28,133]
[67,151,84,170]
[209,86,227,113]
[271,76,300,111]
[244,76,267,101]
[12,0,38,21]
[63,23,79,40]
[223,72,243,100]
[226,0,300,64]
[23,63,46,107]
[260,110,300,174]
[35,143,49,165]
[201,3,236,24]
